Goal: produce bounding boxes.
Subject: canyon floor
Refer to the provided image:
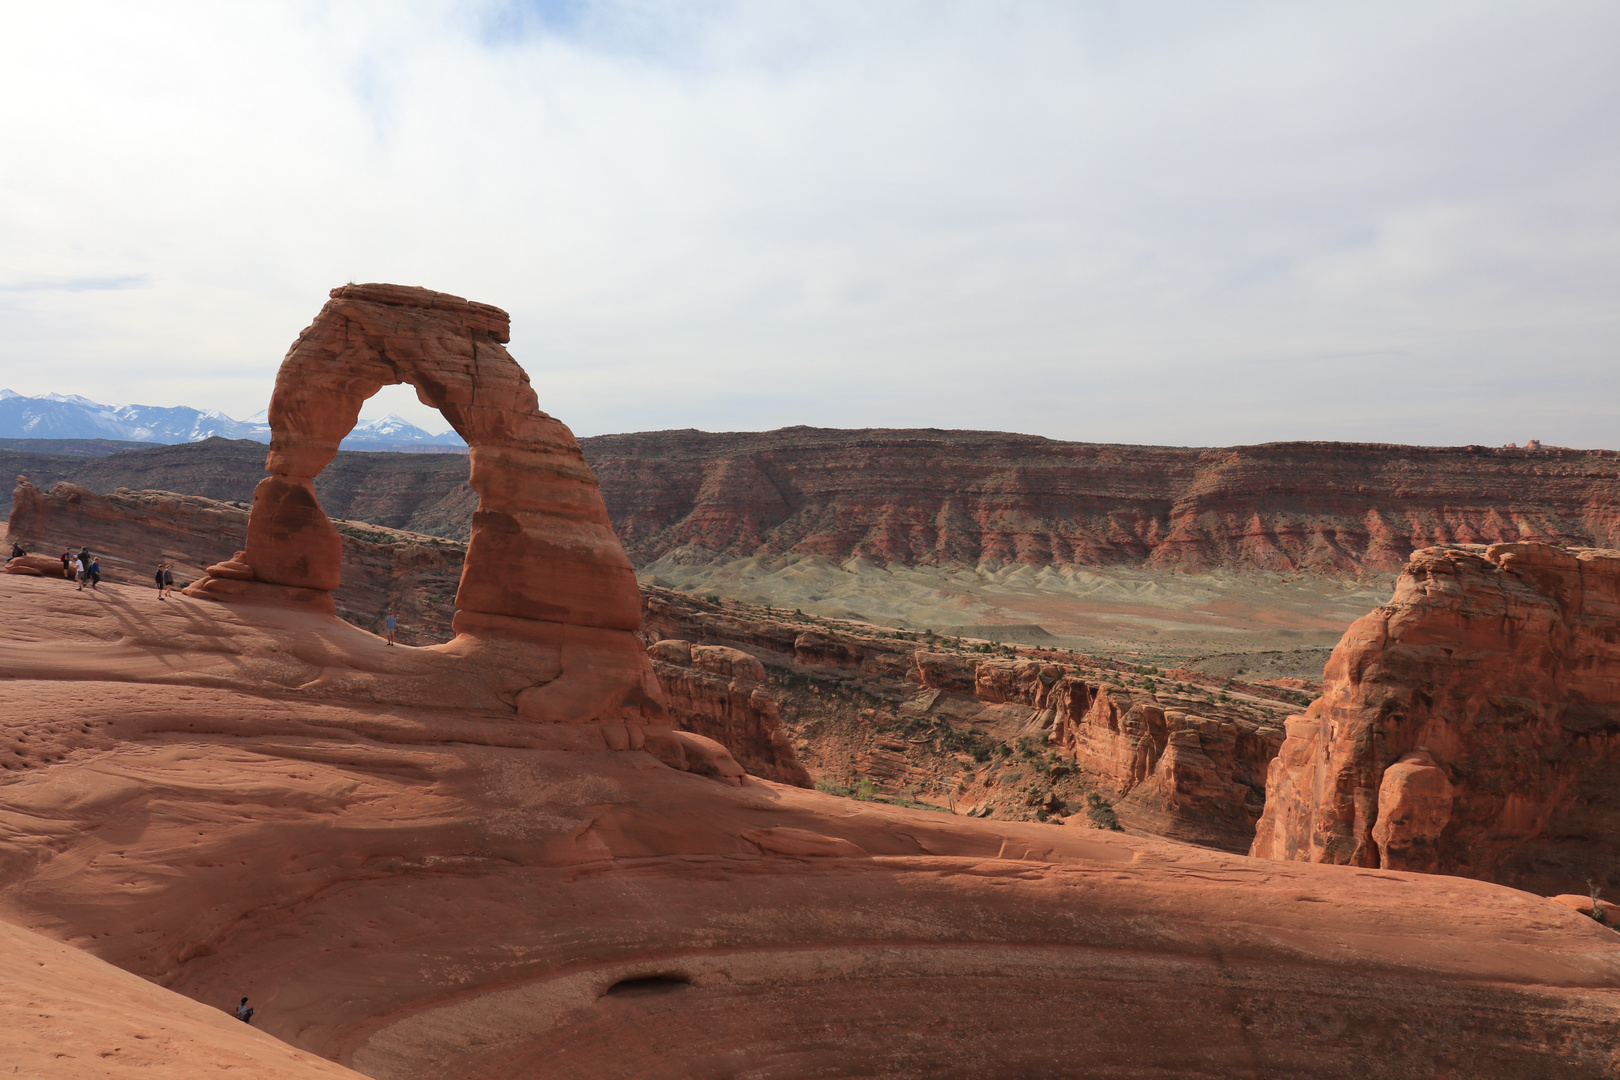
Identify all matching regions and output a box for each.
[642,553,1391,680]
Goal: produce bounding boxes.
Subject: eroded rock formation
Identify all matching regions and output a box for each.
[642,587,1290,850]
[185,284,676,744]
[0,571,1617,1077]
[12,429,1620,577]
[648,639,813,787]
[5,478,465,644]
[585,428,1620,573]
[1252,542,1620,895]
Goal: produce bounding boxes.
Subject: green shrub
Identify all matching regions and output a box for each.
[1085,792,1121,831]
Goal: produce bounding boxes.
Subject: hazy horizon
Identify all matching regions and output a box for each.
[3,2,1616,448]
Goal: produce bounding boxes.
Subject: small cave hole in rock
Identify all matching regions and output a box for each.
[603,974,691,998]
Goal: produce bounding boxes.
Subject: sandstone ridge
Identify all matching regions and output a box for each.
[1253,541,1620,896]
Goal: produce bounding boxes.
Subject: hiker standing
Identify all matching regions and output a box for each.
[161,564,175,599]
[87,558,101,590]
[59,550,71,577]
[71,555,86,590]
[385,608,397,646]
[155,565,166,599]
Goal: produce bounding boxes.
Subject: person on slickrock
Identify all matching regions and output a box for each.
[59,550,71,576]
[8,542,24,560]
[154,564,166,600]
[162,564,174,599]
[71,555,85,590]
[385,608,398,646]
[234,997,254,1024]
[86,558,100,590]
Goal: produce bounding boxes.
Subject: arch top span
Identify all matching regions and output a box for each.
[189,280,644,642]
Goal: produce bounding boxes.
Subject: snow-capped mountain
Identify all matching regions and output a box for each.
[0,392,466,451]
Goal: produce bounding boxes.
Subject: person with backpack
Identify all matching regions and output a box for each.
[60,551,72,577]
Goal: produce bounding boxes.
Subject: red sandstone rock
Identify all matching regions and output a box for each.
[648,639,812,787]
[2,529,1619,1075]
[1370,749,1455,873]
[194,284,638,632]
[7,479,465,645]
[0,920,366,1079]
[3,552,59,576]
[181,284,690,750]
[584,429,1620,573]
[1252,542,1620,895]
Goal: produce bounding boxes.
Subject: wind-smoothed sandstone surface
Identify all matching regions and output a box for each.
[1,575,1618,1078]
[6,478,465,645]
[1253,541,1620,898]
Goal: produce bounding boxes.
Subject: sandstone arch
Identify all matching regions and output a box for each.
[187,283,671,732]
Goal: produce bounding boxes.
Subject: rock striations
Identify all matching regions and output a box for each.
[587,428,1620,574]
[1252,542,1620,896]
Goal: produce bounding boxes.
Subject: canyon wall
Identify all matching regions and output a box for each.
[643,587,1291,851]
[587,429,1620,574]
[647,639,813,787]
[8,430,1620,575]
[1251,542,1620,896]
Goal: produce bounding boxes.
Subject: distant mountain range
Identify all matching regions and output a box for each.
[0,390,467,453]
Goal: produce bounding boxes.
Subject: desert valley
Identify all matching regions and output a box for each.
[0,284,1616,1077]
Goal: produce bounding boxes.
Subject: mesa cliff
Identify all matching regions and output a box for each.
[6,428,1619,577]
[1252,541,1620,897]
[587,428,1620,574]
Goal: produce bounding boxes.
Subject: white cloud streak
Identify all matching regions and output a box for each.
[1,1,1616,445]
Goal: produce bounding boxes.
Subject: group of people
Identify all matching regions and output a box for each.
[59,547,101,591]
[7,541,179,598]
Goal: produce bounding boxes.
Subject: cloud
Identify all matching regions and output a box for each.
[0,1,1616,446]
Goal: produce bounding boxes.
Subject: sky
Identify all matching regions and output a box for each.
[1,1,1617,447]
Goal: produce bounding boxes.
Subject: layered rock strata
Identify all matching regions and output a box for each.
[10,430,1620,578]
[1252,542,1620,896]
[587,428,1620,574]
[643,587,1288,850]
[5,478,464,644]
[648,639,813,787]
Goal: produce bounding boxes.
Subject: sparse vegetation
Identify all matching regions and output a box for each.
[1085,792,1121,831]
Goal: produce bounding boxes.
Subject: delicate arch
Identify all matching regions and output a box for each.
[195,283,640,635]
[186,284,675,732]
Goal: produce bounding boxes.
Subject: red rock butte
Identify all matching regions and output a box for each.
[1253,541,1620,896]
[0,287,1617,1078]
